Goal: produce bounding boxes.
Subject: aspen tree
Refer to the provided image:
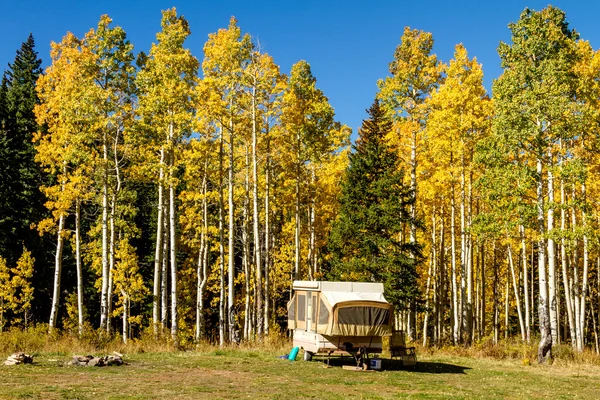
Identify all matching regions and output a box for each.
[201,17,251,342]
[378,27,442,339]
[34,32,100,332]
[427,44,491,343]
[136,8,198,344]
[492,6,579,362]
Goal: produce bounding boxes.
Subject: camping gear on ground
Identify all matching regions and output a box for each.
[389,329,417,368]
[288,346,300,361]
[288,281,394,368]
[369,358,382,370]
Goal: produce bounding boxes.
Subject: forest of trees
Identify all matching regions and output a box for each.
[1,6,600,362]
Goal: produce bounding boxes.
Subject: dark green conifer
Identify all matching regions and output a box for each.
[328,99,419,307]
[0,33,45,265]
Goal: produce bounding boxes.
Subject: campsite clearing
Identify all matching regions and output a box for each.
[0,350,598,399]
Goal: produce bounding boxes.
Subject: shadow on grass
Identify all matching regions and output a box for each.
[392,361,471,374]
[309,356,470,374]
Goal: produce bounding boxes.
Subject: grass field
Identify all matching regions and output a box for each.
[1,348,599,399]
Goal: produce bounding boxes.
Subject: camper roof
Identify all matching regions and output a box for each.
[292,281,389,306]
[292,280,384,294]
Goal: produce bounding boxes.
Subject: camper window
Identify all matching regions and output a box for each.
[318,299,329,325]
[298,295,306,321]
[338,306,390,326]
[287,297,295,321]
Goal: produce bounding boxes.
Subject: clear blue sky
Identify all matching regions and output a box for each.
[2,0,599,137]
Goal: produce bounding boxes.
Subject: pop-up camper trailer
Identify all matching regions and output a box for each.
[288,281,394,361]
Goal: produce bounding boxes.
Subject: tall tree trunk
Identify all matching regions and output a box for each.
[228,114,235,342]
[520,225,530,343]
[196,162,209,341]
[169,124,178,346]
[75,199,83,337]
[422,208,435,347]
[408,128,418,342]
[493,241,498,345]
[451,173,459,344]
[242,146,251,341]
[218,125,226,347]
[438,205,446,345]
[507,242,525,341]
[294,143,301,281]
[252,84,263,339]
[153,149,165,336]
[466,169,474,344]
[547,157,558,344]
[263,133,271,335]
[48,171,66,333]
[121,290,128,344]
[579,182,590,351]
[100,131,109,330]
[559,146,575,346]
[537,157,552,363]
[480,241,486,339]
[505,272,509,340]
[161,201,168,331]
[460,154,467,343]
[107,197,116,334]
[572,187,581,349]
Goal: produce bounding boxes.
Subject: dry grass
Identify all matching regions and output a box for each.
[1,347,600,399]
[2,329,600,399]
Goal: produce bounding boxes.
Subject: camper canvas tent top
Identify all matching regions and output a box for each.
[288,281,394,357]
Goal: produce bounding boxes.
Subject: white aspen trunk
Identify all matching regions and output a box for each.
[560,177,575,345]
[107,131,122,335]
[252,82,263,339]
[493,242,499,345]
[169,123,178,345]
[422,209,435,347]
[75,200,83,337]
[591,299,599,355]
[49,170,66,333]
[294,140,301,281]
[242,147,251,340]
[507,242,526,341]
[100,130,109,330]
[467,169,474,344]
[505,273,509,340]
[49,213,65,332]
[481,241,486,339]
[218,125,226,348]
[196,163,209,341]
[460,154,467,343]
[408,128,417,342]
[520,225,531,343]
[161,202,168,330]
[451,174,459,344]
[107,199,116,333]
[571,187,581,349]
[121,290,128,344]
[547,158,558,344]
[307,168,316,281]
[579,182,589,352]
[153,149,165,336]
[537,157,552,362]
[263,133,271,335]
[228,114,235,342]
[438,206,446,345]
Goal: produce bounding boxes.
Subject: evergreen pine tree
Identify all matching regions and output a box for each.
[328,99,419,307]
[0,34,45,266]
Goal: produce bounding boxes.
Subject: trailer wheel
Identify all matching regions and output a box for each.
[303,351,314,361]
